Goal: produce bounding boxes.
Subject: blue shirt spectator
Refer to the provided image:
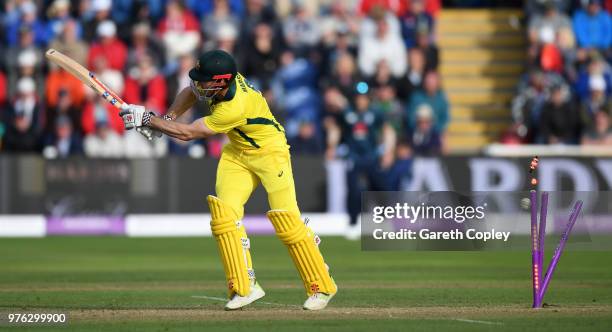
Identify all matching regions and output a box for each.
[109,0,134,26]
[5,2,51,47]
[272,51,320,138]
[399,0,434,49]
[573,0,612,49]
[405,71,449,132]
[185,0,244,19]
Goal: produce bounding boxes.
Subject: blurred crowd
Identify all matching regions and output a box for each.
[507,0,612,145]
[0,0,449,160]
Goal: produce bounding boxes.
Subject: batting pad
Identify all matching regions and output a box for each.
[267,210,337,296]
[208,195,252,297]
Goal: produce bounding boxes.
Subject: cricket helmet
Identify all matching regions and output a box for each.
[189,50,237,100]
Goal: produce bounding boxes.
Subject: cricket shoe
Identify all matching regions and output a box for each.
[303,292,336,310]
[303,280,337,310]
[224,282,265,310]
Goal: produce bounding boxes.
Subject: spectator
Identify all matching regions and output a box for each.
[46,0,80,42]
[557,27,578,81]
[282,3,320,55]
[167,52,197,106]
[240,0,279,43]
[3,108,41,153]
[319,0,361,42]
[323,52,360,101]
[87,20,128,71]
[214,22,239,54]
[397,48,427,101]
[6,77,42,132]
[579,74,612,128]
[399,0,434,49]
[8,49,45,100]
[83,119,124,158]
[528,2,572,47]
[288,121,324,154]
[6,25,45,97]
[185,0,244,19]
[372,83,403,136]
[573,0,612,50]
[525,0,573,17]
[405,71,449,132]
[275,0,324,19]
[511,70,565,140]
[416,29,439,71]
[358,18,407,78]
[369,60,398,89]
[124,54,167,115]
[358,0,407,17]
[5,1,50,47]
[320,24,358,77]
[126,22,165,70]
[322,86,349,129]
[49,19,88,68]
[43,115,83,158]
[240,22,281,91]
[201,0,240,42]
[45,89,82,139]
[157,0,201,63]
[132,0,168,25]
[272,50,320,138]
[360,4,401,41]
[407,104,442,155]
[582,109,612,144]
[108,0,135,41]
[82,0,112,42]
[574,54,611,100]
[539,84,582,144]
[45,65,86,109]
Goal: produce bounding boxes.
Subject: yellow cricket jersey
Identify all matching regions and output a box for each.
[204,73,287,150]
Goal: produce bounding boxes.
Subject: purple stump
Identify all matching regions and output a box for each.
[538,200,583,303]
[535,192,549,307]
[530,190,540,308]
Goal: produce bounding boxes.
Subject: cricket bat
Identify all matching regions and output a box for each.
[45,48,127,111]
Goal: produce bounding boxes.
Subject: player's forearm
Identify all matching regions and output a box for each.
[149,117,196,141]
[165,87,197,120]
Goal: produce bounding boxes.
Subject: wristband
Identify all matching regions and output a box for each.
[142,111,156,127]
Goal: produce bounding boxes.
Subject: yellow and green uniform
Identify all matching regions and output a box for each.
[204,73,337,298]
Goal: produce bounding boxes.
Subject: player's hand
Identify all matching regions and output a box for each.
[120,104,162,140]
[119,104,149,130]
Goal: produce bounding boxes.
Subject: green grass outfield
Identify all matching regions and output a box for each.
[0,237,611,331]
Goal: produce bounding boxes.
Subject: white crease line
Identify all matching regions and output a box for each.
[191,295,301,308]
[453,318,504,325]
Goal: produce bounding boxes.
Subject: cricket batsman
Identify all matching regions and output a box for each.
[119,50,337,310]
